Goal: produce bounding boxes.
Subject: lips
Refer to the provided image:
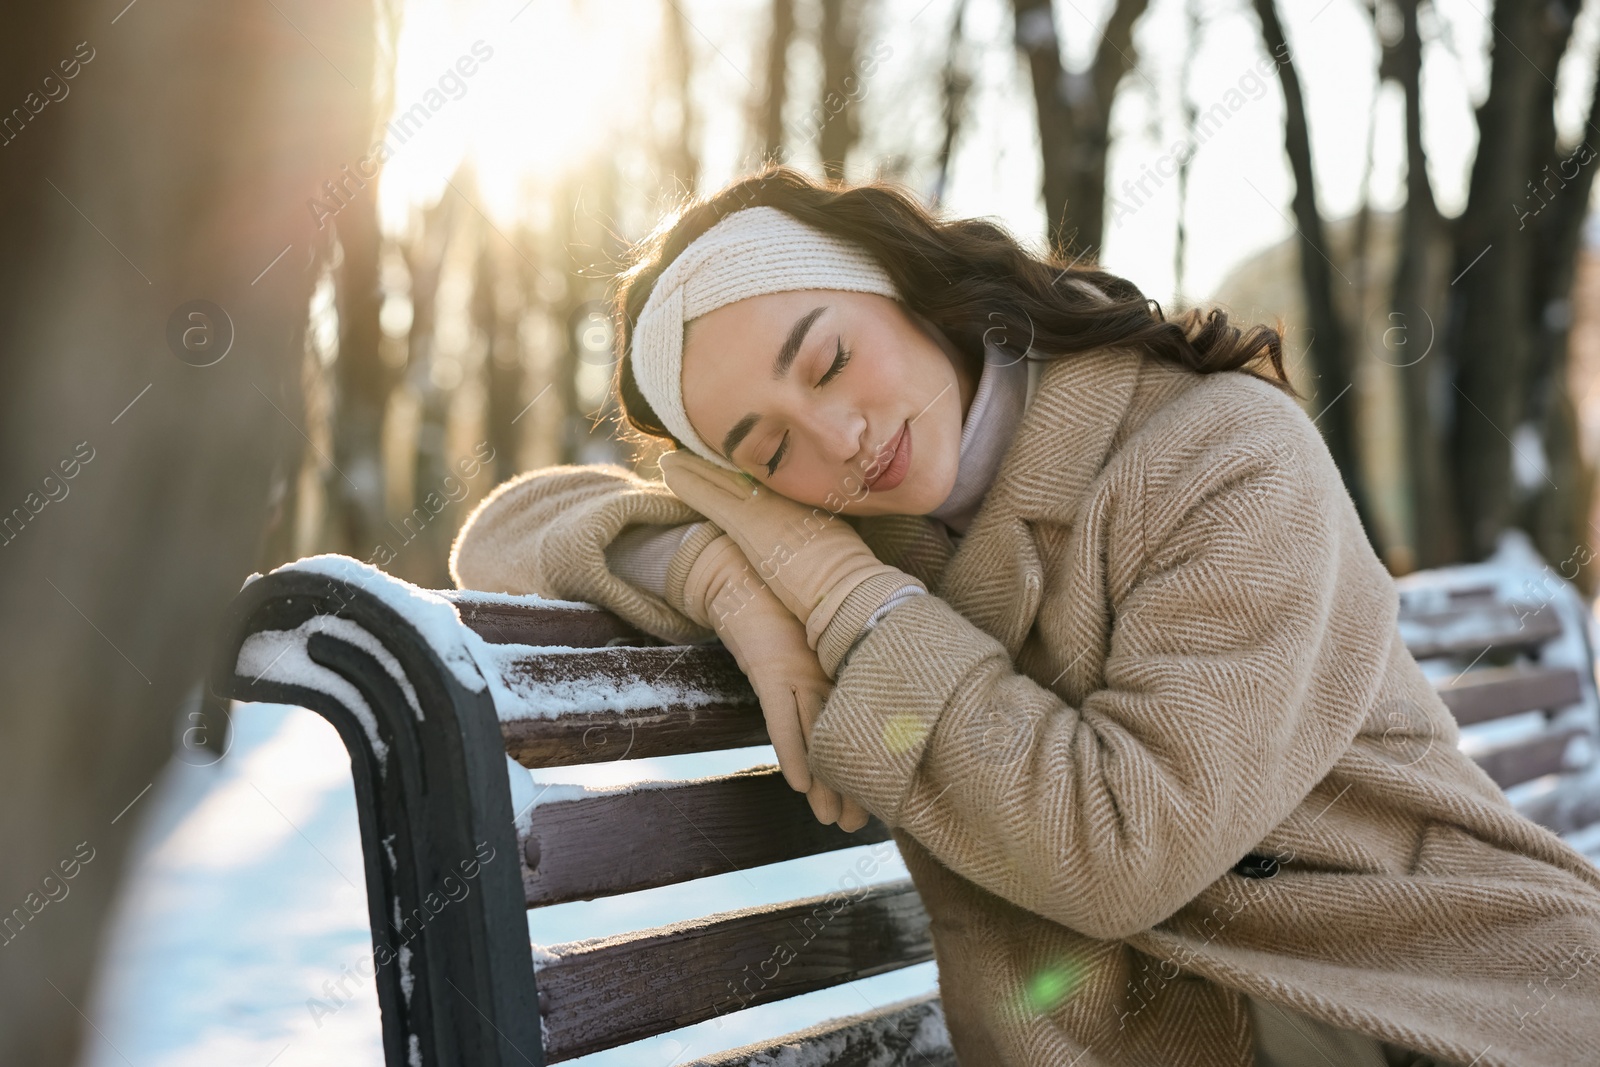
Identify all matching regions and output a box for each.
[865,420,912,492]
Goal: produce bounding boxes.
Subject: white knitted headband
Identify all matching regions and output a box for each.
[631,206,901,470]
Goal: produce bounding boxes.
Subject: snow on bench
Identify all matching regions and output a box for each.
[211,553,941,1067]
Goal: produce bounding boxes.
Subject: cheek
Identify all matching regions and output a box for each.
[858,349,909,399]
[767,474,825,509]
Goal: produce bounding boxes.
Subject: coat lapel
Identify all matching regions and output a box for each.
[936,345,1146,655]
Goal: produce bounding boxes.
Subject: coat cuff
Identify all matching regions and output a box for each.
[807,593,999,826]
[448,464,715,646]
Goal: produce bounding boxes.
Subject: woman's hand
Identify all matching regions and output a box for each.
[679,533,870,833]
[659,451,924,663]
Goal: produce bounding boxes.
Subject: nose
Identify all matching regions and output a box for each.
[810,400,866,467]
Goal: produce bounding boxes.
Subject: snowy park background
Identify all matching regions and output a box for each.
[81,701,938,1066]
[11,0,1600,1062]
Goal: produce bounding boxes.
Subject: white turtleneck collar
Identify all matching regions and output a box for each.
[926,341,1039,537]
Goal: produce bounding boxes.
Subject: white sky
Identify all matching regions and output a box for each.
[376,0,1600,306]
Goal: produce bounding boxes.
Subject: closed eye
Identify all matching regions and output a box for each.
[763,432,789,477]
[817,337,851,386]
[763,338,848,476]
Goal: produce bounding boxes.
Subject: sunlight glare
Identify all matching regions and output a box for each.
[379,0,666,232]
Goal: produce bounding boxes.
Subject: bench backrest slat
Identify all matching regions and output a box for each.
[442,590,648,648]
[533,879,932,1063]
[680,991,955,1067]
[1397,601,1563,660]
[1394,550,1600,804]
[1470,727,1590,790]
[491,645,767,767]
[1436,665,1584,726]
[522,765,891,906]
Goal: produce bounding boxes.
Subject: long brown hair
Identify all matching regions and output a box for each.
[610,165,1299,452]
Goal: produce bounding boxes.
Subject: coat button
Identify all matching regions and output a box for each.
[1231,853,1279,879]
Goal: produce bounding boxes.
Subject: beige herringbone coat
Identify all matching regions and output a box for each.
[449,344,1600,1066]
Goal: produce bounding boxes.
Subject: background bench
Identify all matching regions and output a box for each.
[207,536,1600,1066]
[1394,531,1600,848]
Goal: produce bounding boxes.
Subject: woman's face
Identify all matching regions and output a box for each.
[680,290,974,516]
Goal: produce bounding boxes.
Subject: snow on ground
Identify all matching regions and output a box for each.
[80,700,937,1067]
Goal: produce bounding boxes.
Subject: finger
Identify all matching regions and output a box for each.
[838,795,871,833]
[806,781,843,826]
[762,684,812,794]
[659,467,740,525]
[659,451,751,508]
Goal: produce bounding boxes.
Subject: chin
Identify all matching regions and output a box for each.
[854,467,956,517]
[906,445,961,514]
[904,473,958,515]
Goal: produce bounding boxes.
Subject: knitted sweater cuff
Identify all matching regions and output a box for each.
[664,520,725,620]
[815,570,928,678]
[607,522,704,598]
[833,584,927,673]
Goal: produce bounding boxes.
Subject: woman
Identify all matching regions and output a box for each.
[449,167,1600,1067]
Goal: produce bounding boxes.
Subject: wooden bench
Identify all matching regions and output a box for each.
[1394,531,1600,846]
[207,537,1600,1066]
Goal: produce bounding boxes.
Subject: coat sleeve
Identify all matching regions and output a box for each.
[804,422,1399,941]
[448,463,718,645]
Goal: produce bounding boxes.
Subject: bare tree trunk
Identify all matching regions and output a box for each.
[1251,0,1378,552]
[394,187,459,587]
[330,184,390,559]
[818,0,863,180]
[477,234,528,488]
[1390,0,1460,570]
[931,0,972,207]
[1446,0,1577,559]
[556,163,628,465]
[1010,0,1149,259]
[550,173,604,466]
[326,0,402,565]
[1521,29,1599,592]
[0,1,374,1062]
[759,0,795,163]
[1173,0,1202,303]
[660,0,700,193]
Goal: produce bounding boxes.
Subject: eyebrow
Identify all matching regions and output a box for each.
[720,305,827,461]
[774,305,826,380]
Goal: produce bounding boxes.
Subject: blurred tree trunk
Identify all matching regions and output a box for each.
[1518,13,1599,584]
[477,233,529,488]
[930,0,971,207]
[1010,0,1149,258]
[1390,0,1459,570]
[553,165,625,465]
[394,187,459,587]
[1251,0,1378,554]
[818,0,862,180]
[660,0,700,193]
[330,184,390,559]
[328,0,403,564]
[1173,0,1202,303]
[1446,0,1583,561]
[0,1,374,1062]
[759,0,796,162]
